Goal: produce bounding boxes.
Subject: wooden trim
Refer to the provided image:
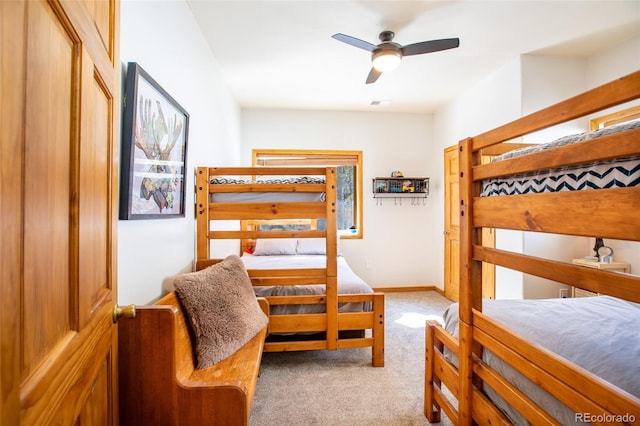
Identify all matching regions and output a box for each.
[590,104,640,130]
[372,285,441,293]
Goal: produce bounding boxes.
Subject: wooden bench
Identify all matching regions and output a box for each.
[118,292,269,426]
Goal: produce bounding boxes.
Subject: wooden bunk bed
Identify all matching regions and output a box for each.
[195,166,384,367]
[425,71,640,425]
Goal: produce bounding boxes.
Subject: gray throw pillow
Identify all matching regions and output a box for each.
[174,254,268,368]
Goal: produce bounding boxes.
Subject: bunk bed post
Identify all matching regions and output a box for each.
[371,292,385,367]
[195,167,211,263]
[458,138,484,426]
[325,167,338,350]
[424,323,441,422]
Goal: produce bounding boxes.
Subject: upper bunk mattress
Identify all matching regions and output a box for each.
[481,119,640,196]
[210,176,326,202]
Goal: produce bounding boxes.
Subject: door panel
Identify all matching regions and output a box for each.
[79,55,113,325]
[444,146,460,301]
[2,0,120,423]
[23,0,75,375]
[444,145,498,302]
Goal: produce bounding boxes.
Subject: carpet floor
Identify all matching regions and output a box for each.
[250,291,455,426]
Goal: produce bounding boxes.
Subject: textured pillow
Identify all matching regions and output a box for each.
[173,255,268,368]
[253,238,297,255]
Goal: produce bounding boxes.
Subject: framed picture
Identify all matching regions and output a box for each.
[120,62,190,220]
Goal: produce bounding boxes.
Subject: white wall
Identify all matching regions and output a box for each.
[241,109,435,288]
[587,35,640,87]
[521,55,588,140]
[118,0,241,305]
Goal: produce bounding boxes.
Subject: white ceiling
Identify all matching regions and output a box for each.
[187,0,640,113]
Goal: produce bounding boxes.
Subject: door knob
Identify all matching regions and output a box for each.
[112,304,136,323]
[443,230,450,235]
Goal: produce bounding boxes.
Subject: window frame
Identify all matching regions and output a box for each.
[590,105,640,129]
[252,149,363,239]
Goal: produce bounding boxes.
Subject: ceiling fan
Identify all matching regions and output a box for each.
[332,31,460,84]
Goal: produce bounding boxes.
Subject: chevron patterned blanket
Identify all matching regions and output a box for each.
[481,119,640,196]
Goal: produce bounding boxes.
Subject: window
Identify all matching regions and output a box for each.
[590,105,640,129]
[252,149,363,239]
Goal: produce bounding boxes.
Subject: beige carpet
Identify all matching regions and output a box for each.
[250,291,455,426]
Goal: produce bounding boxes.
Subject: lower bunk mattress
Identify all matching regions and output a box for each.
[240,253,373,315]
[443,296,640,425]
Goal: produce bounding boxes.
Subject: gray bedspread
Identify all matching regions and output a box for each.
[241,254,373,315]
[443,296,640,425]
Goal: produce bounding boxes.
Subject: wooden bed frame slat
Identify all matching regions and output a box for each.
[247,268,326,278]
[250,277,328,286]
[434,353,459,398]
[473,359,561,426]
[265,340,327,352]
[337,337,375,349]
[209,202,328,220]
[475,246,640,302]
[474,128,640,181]
[473,187,640,240]
[338,311,373,330]
[260,295,326,305]
[210,229,326,240]
[434,387,459,424]
[267,313,326,332]
[471,390,512,426]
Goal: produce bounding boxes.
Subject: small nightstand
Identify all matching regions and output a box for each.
[571,258,631,297]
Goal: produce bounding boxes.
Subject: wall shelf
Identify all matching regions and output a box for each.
[372,177,429,199]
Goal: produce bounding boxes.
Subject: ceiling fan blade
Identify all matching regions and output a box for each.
[401,38,460,56]
[366,68,382,84]
[332,33,376,52]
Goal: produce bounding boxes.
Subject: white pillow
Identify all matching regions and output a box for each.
[296,238,326,255]
[296,238,341,255]
[253,238,297,256]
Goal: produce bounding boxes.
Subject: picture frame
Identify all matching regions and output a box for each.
[120,62,190,220]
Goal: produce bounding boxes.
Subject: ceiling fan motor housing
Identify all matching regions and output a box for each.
[372,42,402,71]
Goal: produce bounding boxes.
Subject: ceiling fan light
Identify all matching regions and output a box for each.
[372,49,402,72]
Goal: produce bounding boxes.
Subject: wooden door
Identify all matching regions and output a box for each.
[444,145,496,301]
[1,0,120,423]
[444,145,460,301]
